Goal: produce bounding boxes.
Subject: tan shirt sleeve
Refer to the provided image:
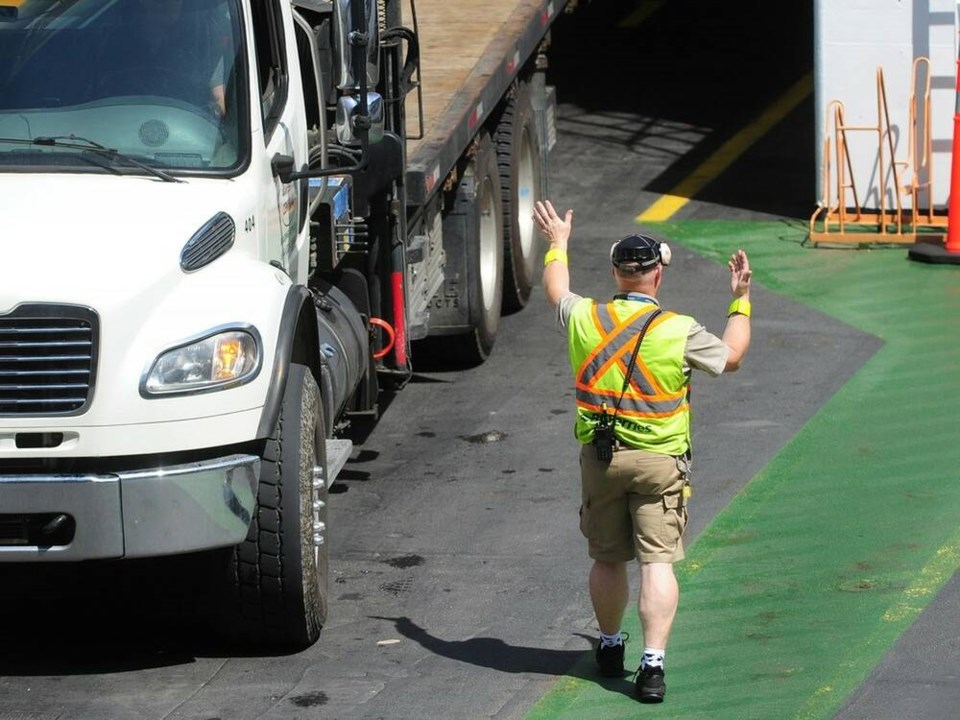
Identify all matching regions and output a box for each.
[555,292,584,333]
[685,320,728,377]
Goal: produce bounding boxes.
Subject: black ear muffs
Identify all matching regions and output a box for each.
[610,234,671,269]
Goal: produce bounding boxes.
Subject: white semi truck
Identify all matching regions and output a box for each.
[0,0,569,649]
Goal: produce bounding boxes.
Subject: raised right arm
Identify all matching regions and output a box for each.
[533,200,574,309]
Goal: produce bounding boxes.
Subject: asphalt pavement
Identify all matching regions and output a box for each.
[3,2,959,719]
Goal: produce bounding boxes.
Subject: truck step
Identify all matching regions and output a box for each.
[325,439,354,484]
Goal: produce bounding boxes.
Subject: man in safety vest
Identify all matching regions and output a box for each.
[533,200,752,704]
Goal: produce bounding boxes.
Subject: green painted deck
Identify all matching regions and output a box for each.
[524,220,960,720]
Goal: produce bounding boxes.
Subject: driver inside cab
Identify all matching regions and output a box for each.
[95,0,228,117]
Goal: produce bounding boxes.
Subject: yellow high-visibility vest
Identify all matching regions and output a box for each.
[567,297,693,456]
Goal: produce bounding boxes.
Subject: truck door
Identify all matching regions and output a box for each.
[250,0,309,282]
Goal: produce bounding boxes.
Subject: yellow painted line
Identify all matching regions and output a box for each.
[619,0,665,28]
[790,526,960,720]
[636,72,813,223]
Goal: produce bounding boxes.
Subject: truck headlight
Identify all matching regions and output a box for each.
[142,327,261,397]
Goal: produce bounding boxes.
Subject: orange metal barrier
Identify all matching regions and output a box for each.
[809,59,947,246]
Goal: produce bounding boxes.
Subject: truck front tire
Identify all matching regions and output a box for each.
[218,363,329,650]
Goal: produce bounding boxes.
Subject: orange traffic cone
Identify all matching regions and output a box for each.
[910,48,960,263]
[947,106,960,254]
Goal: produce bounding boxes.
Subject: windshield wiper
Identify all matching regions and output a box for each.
[0,135,182,183]
[34,135,183,183]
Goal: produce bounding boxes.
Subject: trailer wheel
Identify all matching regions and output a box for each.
[496,82,542,314]
[218,363,329,651]
[462,132,505,363]
[418,132,504,368]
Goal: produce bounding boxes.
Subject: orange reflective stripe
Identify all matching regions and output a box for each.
[579,304,657,385]
[573,398,687,418]
[595,303,619,334]
[614,313,675,397]
[576,303,650,386]
[589,339,634,387]
[591,302,606,335]
[621,401,689,418]
[573,305,608,387]
[575,306,688,417]
[576,398,689,418]
[579,309,672,389]
[576,385,687,410]
[623,355,685,401]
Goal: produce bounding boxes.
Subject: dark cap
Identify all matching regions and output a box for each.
[609,234,671,270]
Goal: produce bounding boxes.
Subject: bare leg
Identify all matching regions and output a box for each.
[638,562,678,648]
[589,560,629,634]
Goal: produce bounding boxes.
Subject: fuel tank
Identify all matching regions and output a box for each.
[312,279,369,427]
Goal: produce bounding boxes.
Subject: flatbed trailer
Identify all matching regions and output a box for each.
[347,0,570,370]
[405,0,562,204]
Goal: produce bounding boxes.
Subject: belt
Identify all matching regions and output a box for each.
[611,439,640,452]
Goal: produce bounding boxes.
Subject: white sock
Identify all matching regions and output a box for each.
[641,647,665,668]
[599,630,623,647]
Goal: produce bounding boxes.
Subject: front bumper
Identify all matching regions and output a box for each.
[0,454,259,561]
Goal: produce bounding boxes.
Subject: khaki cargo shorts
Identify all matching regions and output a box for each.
[579,444,690,563]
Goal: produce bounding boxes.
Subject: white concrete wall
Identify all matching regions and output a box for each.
[814,0,957,212]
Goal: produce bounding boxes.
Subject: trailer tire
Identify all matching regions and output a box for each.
[218,363,329,651]
[495,82,542,314]
[446,132,504,366]
[467,133,505,361]
[417,133,504,368]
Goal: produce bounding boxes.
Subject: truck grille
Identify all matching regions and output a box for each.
[0,304,99,416]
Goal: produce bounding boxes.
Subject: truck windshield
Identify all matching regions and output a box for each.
[0,0,247,174]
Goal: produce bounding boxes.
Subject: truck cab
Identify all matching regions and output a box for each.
[0,0,374,649]
[0,0,563,649]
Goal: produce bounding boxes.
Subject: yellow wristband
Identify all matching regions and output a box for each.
[544,247,568,267]
[727,297,751,318]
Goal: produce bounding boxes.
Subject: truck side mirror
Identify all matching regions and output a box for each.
[335,92,384,146]
[332,0,379,91]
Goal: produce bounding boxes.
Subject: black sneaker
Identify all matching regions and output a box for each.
[636,664,666,703]
[595,641,625,677]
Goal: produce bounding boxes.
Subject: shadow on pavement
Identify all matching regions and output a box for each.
[549,0,815,219]
[0,557,304,675]
[371,615,638,701]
